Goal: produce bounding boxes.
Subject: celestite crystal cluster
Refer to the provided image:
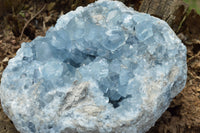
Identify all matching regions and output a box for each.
[0,0,187,133]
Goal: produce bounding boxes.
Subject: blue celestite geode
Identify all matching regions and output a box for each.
[0,0,187,133]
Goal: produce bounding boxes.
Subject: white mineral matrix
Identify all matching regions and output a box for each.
[0,0,187,133]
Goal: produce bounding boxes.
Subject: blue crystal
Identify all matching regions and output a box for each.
[0,0,187,133]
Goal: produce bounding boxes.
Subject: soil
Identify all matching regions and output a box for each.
[0,0,200,133]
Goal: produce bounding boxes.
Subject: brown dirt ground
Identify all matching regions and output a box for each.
[0,1,200,133]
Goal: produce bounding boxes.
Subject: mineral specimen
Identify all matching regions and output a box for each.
[0,0,187,133]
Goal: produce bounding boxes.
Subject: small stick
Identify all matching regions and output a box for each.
[188,71,200,81]
[187,51,200,63]
[20,4,46,40]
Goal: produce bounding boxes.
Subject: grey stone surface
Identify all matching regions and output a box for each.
[0,0,187,133]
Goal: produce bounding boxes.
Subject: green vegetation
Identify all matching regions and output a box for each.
[184,0,200,14]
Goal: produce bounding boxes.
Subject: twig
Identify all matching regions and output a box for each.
[20,4,46,40]
[187,51,200,63]
[188,71,200,81]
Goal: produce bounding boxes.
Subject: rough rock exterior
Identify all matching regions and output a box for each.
[0,0,187,133]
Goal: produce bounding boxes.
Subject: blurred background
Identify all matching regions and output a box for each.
[184,0,200,13]
[0,0,199,19]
